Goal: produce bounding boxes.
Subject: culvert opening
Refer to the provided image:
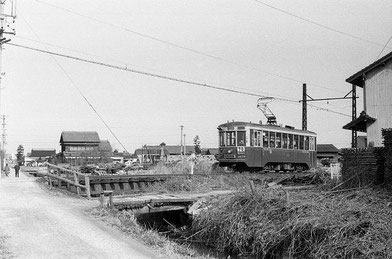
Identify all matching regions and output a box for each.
[136,209,191,233]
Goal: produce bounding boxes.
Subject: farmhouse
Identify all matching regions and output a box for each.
[316,144,340,164]
[60,131,100,157]
[28,149,56,161]
[343,51,392,147]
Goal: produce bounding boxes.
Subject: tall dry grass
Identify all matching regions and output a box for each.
[190,187,392,258]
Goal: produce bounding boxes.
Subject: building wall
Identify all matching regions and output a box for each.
[365,59,392,147]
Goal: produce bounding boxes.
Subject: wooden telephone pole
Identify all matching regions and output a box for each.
[0,0,16,172]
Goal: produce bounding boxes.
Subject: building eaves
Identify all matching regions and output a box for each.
[346,51,392,87]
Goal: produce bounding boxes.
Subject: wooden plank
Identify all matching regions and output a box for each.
[44,172,86,189]
[85,176,91,199]
[46,163,85,176]
[73,172,81,195]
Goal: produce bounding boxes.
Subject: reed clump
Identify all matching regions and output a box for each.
[190,187,392,258]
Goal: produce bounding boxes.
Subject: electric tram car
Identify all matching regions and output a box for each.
[216,121,317,171]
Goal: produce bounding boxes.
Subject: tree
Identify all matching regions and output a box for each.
[193,135,201,155]
[16,145,25,166]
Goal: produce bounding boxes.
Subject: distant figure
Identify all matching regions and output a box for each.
[14,164,20,178]
[188,152,197,175]
[4,164,10,177]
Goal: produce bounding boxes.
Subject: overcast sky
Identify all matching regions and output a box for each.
[1,0,391,154]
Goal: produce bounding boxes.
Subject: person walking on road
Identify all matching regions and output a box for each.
[4,163,10,177]
[14,164,20,178]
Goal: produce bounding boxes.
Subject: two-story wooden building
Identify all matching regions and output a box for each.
[343,51,392,147]
[60,131,101,158]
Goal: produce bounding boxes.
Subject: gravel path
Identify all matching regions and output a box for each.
[0,170,158,259]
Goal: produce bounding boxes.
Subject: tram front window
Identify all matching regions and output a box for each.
[226,131,236,146]
[237,131,246,146]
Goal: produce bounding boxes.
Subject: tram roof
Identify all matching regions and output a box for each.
[218,121,317,135]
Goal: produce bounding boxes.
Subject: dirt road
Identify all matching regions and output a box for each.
[0,170,158,258]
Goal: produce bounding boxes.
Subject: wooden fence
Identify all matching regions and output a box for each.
[45,163,91,198]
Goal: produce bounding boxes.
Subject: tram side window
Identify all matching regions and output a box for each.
[310,137,315,150]
[219,131,225,146]
[270,132,275,148]
[293,135,299,149]
[305,136,309,150]
[250,129,254,146]
[288,134,293,149]
[276,133,281,148]
[263,131,269,148]
[226,131,236,146]
[256,131,262,146]
[237,131,246,146]
[299,135,304,150]
[282,133,288,148]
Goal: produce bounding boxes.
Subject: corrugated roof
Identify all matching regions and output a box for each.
[29,149,56,158]
[317,144,339,153]
[346,51,392,87]
[60,131,100,143]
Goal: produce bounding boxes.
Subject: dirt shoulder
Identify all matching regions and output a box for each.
[0,171,158,258]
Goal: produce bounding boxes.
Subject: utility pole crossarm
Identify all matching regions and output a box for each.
[299,90,358,102]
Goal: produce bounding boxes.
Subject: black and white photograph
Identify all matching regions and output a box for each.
[0,0,391,258]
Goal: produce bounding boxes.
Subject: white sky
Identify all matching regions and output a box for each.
[1,0,392,154]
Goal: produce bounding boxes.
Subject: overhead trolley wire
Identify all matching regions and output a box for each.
[34,0,345,94]
[253,0,392,50]
[375,33,392,60]
[18,14,131,153]
[7,42,351,118]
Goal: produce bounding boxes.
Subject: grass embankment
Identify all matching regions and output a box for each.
[0,235,12,258]
[189,187,392,259]
[90,208,214,259]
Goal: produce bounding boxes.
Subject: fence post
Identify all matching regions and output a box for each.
[57,169,62,187]
[85,175,91,199]
[74,172,81,195]
[109,192,113,208]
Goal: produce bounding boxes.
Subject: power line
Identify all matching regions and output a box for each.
[34,0,344,94]
[14,35,285,99]
[6,42,351,118]
[18,14,130,154]
[375,33,392,60]
[253,0,392,50]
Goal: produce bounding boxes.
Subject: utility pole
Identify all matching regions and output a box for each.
[300,83,358,146]
[351,85,357,148]
[0,0,16,173]
[1,115,6,156]
[180,125,183,157]
[302,83,307,131]
[183,134,186,155]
